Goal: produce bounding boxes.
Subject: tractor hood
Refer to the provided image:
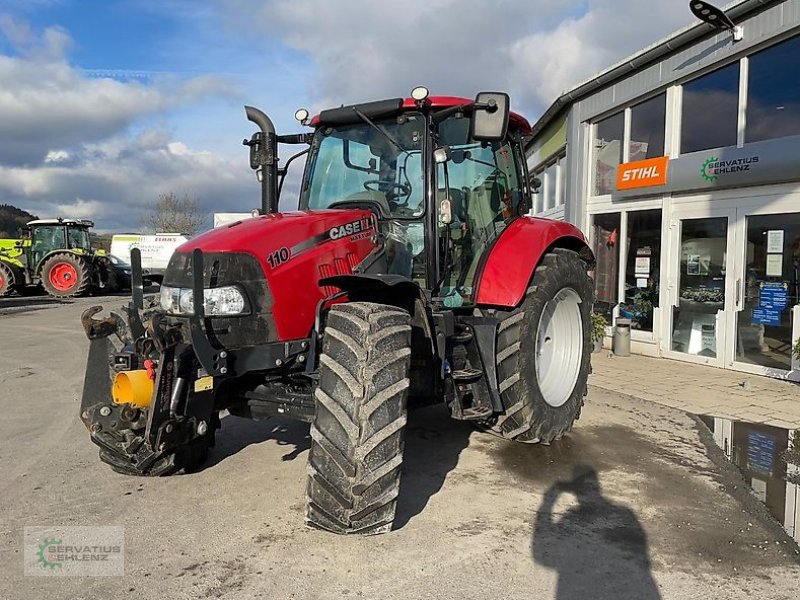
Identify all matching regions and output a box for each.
[164,209,379,342]
[178,209,376,257]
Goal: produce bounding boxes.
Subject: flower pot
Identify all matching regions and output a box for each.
[593,338,603,353]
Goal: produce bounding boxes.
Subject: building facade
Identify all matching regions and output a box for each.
[527,0,800,381]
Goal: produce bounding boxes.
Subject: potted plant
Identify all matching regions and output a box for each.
[591,311,607,353]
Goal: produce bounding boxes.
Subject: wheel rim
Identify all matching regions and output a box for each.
[49,263,78,292]
[534,287,583,408]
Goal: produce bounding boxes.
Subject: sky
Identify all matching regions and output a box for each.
[0,0,698,232]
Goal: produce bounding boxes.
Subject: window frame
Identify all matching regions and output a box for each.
[678,59,742,156]
[589,90,668,199]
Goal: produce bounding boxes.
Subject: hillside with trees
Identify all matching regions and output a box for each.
[0,204,37,238]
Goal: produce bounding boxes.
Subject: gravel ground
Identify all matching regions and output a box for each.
[1,296,798,599]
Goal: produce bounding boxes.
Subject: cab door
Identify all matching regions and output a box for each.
[435,126,524,306]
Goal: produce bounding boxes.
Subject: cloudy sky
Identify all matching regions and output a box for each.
[0,0,697,232]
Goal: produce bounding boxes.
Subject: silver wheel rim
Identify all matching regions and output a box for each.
[534,287,583,408]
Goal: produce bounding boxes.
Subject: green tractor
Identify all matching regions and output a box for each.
[0,218,116,298]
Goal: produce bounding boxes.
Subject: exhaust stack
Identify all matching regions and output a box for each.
[244,105,279,214]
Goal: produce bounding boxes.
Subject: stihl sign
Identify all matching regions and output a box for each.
[616,156,669,190]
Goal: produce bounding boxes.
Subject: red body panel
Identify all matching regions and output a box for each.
[178,209,377,341]
[474,217,589,308]
[310,96,532,135]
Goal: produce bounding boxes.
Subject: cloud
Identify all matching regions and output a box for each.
[0,14,261,231]
[225,0,690,118]
[510,0,691,110]
[0,15,239,167]
[0,129,262,231]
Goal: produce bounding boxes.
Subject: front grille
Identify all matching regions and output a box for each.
[163,252,276,348]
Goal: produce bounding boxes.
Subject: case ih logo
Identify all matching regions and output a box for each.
[701,155,759,182]
[616,156,669,191]
[329,216,375,241]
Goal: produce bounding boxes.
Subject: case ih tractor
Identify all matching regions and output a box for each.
[80,89,594,535]
[0,218,115,298]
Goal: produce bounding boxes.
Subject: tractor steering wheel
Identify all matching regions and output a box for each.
[363,180,411,197]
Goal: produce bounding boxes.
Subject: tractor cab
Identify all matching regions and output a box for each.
[26,219,94,266]
[293,89,530,306]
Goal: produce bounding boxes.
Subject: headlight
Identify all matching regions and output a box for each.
[159,285,247,316]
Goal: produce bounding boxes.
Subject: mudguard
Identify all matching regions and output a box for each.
[474,217,591,308]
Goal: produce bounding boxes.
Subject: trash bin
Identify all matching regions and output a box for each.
[613,318,631,357]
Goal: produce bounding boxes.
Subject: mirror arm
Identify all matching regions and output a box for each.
[278,148,310,199]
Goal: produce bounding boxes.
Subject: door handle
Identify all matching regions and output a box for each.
[735,278,741,309]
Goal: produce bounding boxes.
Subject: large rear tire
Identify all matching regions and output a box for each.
[306,302,412,535]
[41,252,90,298]
[491,248,593,443]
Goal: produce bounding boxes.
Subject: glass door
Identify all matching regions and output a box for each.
[729,210,800,380]
[665,209,736,367]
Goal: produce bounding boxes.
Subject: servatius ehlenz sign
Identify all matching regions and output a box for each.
[613,133,800,199]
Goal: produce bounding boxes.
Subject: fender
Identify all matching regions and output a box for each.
[474,217,591,308]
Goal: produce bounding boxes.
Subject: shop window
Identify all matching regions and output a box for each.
[544,162,557,210]
[529,170,543,213]
[735,213,800,370]
[681,62,739,154]
[591,212,621,320]
[529,155,565,214]
[620,210,661,332]
[593,112,624,195]
[746,35,800,143]
[629,94,666,162]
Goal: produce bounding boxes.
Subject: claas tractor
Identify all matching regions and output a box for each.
[79,88,594,535]
[0,218,115,298]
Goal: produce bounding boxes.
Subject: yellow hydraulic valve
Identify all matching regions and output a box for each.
[112,370,154,408]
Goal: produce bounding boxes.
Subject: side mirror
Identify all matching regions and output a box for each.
[471,92,510,142]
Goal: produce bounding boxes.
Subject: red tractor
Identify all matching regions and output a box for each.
[80,88,594,535]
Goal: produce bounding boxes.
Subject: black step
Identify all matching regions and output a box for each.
[451,368,483,383]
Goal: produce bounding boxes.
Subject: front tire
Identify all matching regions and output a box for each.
[492,248,593,443]
[306,302,412,535]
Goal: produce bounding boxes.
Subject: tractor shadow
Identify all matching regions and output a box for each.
[205,414,311,468]
[394,404,473,529]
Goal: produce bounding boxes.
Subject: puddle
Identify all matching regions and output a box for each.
[700,415,800,543]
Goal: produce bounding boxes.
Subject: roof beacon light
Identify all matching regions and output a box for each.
[689,1,743,41]
[411,86,430,102]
